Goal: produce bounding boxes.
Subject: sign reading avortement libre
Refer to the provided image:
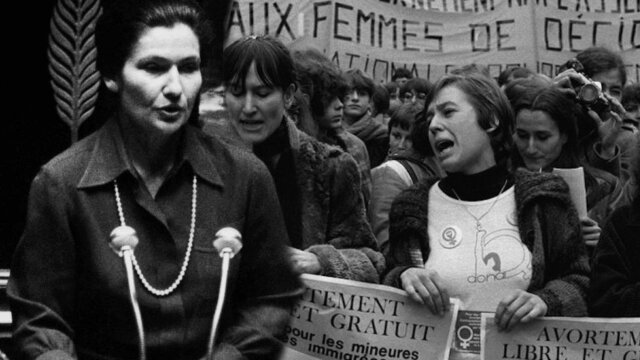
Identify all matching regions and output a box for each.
[282,275,640,360]
[482,314,640,360]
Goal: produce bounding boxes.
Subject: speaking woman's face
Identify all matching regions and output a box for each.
[426,85,496,174]
[106,23,202,139]
[225,62,291,146]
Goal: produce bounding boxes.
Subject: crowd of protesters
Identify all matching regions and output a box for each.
[210,34,640,322]
[8,6,639,357]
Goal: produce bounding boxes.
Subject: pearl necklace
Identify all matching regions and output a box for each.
[450,180,508,231]
[113,176,197,296]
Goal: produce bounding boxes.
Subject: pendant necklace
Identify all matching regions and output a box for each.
[113,175,197,297]
[450,179,508,232]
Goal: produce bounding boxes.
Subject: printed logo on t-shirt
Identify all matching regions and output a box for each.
[439,225,462,249]
[466,227,531,284]
[428,186,532,307]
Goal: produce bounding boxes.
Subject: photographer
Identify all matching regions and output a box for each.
[554,51,629,179]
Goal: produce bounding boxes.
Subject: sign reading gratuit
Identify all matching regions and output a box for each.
[280,274,460,360]
[481,314,640,360]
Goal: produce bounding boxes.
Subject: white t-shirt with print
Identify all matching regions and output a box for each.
[426,183,532,312]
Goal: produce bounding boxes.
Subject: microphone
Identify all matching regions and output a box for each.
[207,227,243,360]
[110,225,146,360]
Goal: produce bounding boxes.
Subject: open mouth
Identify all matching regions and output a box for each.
[239,119,263,130]
[434,139,454,153]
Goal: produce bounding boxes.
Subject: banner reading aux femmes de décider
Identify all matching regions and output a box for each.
[226,0,639,82]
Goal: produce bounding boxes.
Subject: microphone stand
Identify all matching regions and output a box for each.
[110,226,146,360]
[207,228,242,360]
[206,248,232,360]
[123,246,146,360]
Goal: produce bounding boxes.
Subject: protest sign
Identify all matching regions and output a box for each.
[481,314,640,360]
[227,0,639,83]
[280,274,460,360]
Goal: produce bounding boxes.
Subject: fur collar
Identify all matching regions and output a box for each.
[513,168,574,215]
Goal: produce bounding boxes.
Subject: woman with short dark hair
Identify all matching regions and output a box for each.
[223,36,384,283]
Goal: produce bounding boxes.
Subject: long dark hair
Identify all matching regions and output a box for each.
[510,85,581,169]
[507,81,602,189]
[291,48,348,120]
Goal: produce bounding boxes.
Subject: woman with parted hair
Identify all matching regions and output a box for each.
[507,81,623,250]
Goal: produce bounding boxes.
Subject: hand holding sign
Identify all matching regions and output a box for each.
[280,274,460,360]
[400,267,451,315]
[494,289,548,332]
[288,247,322,275]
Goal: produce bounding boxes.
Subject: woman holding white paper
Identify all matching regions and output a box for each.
[506,82,623,248]
[383,73,590,360]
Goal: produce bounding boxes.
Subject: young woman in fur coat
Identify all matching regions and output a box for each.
[383,73,590,360]
[506,81,623,251]
[221,36,384,283]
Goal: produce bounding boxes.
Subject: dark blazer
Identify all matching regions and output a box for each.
[9,119,302,360]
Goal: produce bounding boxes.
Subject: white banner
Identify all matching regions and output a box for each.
[481,314,640,360]
[227,0,639,83]
[280,274,460,360]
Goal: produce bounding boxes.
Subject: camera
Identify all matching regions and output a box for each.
[561,58,611,115]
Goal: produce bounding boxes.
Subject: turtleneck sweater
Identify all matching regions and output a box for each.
[438,165,514,201]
